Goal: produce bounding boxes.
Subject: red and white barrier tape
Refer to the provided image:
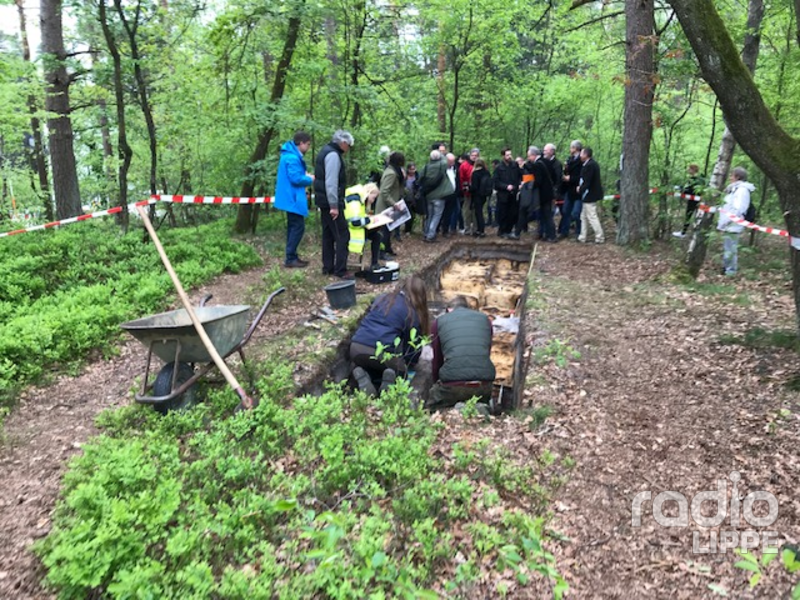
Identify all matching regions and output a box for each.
[0,199,154,238]
[695,203,800,248]
[602,187,659,201]
[0,195,273,238]
[596,188,800,249]
[153,194,273,205]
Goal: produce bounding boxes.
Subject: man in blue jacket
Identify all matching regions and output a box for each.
[274,131,315,268]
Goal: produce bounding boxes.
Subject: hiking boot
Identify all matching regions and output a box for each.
[379,368,397,394]
[352,367,377,396]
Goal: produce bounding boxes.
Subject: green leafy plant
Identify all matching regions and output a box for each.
[0,219,261,412]
[732,546,800,597]
[36,363,568,599]
[534,338,581,368]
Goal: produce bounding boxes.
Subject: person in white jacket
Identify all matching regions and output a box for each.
[717,166,755,276]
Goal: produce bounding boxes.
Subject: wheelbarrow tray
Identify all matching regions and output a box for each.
[121,305,251,363]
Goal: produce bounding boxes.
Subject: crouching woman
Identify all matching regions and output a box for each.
[349,275,430,395]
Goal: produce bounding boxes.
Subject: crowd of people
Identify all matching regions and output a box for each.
[272,128,755,407]
[273,129,615,282]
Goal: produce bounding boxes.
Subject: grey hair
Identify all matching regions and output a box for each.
[470,147,480,155]
[570,140,583,151]
[732,166,748,181]
[332,130,354,146]
[447,295,469,309]
[545,143,556,153]
[528,145,541,157]
[430,149,442,160]
[446,152,456,161]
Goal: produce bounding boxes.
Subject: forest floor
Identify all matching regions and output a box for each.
[1,222,799,598]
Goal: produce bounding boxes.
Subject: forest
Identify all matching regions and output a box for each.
[1,0,800,598]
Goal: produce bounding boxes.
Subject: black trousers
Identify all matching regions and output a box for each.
[321,208,350,276]
[496,191,518,235]
[473,194,487,234]
[682,199,700,233]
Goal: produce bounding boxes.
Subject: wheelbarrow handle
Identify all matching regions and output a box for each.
[239,287,286,348]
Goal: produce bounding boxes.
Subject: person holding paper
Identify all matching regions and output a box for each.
[376,151,405,259]
[344,183,383,271]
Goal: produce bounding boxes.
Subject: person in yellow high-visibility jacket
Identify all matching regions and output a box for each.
[344,183,382,271]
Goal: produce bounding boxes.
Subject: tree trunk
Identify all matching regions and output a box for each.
[617,0,655,245]
[683,0,764,276]
[349,3,367,129]
[40,0,82,219]
[668,0,800,331]
[99,0,133,230]
[115,0,158,195]
[235,8,303,233]
[17,0,53,221]
[436,41,447,135]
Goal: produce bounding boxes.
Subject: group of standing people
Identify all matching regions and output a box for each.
[273,131,611,283]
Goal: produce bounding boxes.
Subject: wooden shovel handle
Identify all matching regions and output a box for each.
[135,204,255,409]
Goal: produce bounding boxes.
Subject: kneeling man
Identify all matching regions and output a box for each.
[427,296,496,409]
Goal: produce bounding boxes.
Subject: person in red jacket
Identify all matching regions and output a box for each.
[458,148,479,235]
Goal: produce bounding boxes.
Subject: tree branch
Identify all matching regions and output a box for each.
[565,9,623,32]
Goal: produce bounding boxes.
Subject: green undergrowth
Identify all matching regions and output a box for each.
[0,218,262,414]
[718,327,800,353]
[36,368,569,599]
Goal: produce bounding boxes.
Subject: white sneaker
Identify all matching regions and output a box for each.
[672,231,685,238]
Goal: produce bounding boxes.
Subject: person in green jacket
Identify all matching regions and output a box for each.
[427,296,496,409]
[375,151,405,257]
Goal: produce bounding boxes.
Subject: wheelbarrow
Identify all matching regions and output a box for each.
[120,287,285,413]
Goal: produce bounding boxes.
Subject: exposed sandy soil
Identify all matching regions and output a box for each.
[1,223,799,598]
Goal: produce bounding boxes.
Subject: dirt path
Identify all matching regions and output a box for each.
[1,232,799,598]
[530,241,800,597]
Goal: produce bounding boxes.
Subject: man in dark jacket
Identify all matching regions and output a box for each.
[673,163,706,238]
[577,146,605,244]
[493,148,522,237]
[512,146,556,241]
[559,140,583,239]
[427,296,496,409]
[543,143,563,237]
[314,130,354,279]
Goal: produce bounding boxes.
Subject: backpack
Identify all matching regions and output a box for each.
[478,173,494,198]
[742,202,756,223]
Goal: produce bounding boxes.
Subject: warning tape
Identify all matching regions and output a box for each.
[0,199,154,239]
[601,187,659,201]
[153,195,273,205]
[695,203,800,248]
[0,195,273,239]
[596,188,800,249]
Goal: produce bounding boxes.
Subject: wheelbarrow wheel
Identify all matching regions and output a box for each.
[153,362,197,414]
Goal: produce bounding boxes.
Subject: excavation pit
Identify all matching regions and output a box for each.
[317,243,535,411]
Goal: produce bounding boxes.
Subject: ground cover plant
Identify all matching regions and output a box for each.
[0,216,262,414]
[35,366,570,599]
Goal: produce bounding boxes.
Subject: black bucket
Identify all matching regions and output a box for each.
[324,280,356,309]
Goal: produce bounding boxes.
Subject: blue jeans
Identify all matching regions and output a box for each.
[559,194,582,237]
[285,212,305,263]
[722,232,740,275]
[425,198,445,240]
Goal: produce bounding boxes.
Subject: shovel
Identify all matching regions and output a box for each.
[135,204,256,410]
